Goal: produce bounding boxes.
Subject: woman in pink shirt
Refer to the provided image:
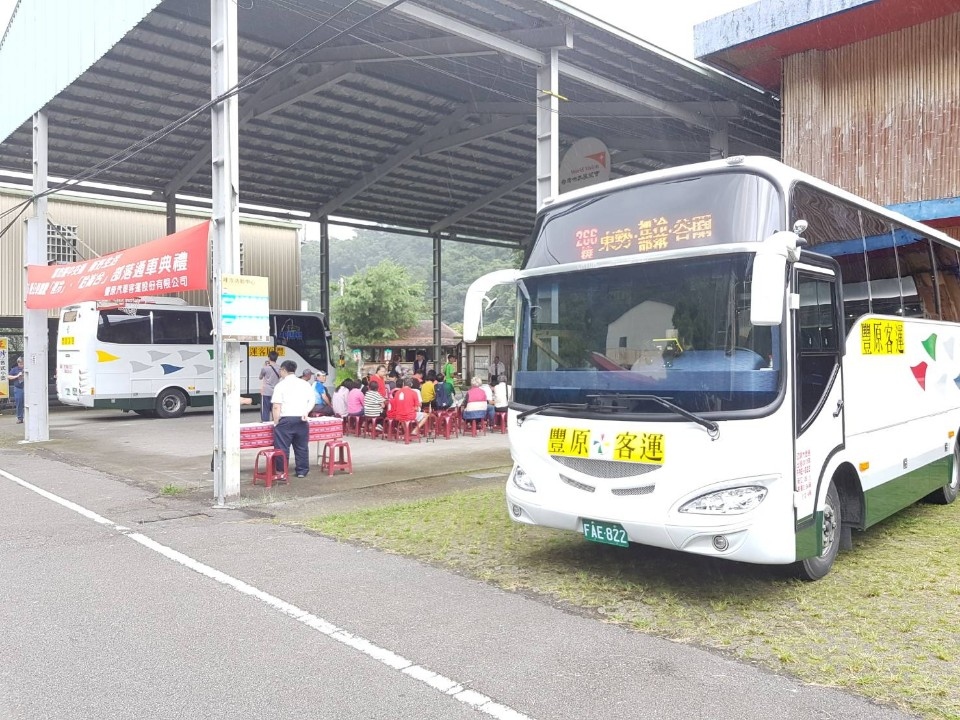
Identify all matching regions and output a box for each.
[346,379,365,417]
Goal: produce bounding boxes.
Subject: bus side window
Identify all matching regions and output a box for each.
[153,310,201,344]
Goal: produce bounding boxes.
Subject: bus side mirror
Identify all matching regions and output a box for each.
[463,269,521,343]
[750,231,801,327]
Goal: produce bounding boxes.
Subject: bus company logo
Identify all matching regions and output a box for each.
[547,427,665,464]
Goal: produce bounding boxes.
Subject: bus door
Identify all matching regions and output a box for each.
[792,266,845,533]
[239,343,252,395]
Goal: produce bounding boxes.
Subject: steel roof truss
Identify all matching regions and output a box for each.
[313,106,468,218]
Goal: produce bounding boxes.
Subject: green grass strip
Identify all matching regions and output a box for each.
[307,487,960,719]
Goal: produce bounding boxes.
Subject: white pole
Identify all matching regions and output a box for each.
[211,0,242,503]
[23,111,50,442]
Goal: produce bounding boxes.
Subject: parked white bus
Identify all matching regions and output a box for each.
[56,298,332,418]
[465,156,960,580]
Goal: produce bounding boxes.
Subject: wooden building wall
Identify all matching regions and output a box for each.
[782,13,960,206]
[0,189,301,317]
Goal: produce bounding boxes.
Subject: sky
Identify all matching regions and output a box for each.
[561,0,752,58]
[0,1,752,59]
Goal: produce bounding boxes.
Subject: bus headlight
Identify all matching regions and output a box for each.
[511,466,536,492]
[679,486,767,514]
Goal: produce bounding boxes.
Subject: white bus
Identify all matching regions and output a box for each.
[56,298,333,418]
[465,156,960,580]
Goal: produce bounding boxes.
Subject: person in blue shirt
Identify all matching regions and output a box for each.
[8,356,24,423]
[304,368,334,416]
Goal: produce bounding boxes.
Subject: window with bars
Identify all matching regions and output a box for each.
[47,223,79,264]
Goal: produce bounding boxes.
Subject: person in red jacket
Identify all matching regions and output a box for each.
[387,378,427,432]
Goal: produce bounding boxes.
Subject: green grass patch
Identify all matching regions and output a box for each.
[160,484,186,496]
[307,487,960,720]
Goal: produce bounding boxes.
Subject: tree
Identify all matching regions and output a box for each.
[332,260,426,344]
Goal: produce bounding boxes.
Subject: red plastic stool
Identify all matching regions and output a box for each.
[494,410,508,434]
[381,417,400,441]
[320,440,353,476]
[346,415,362,436]
[434,410,460,439]
[359,416,380,439]
[253,449,288,488]
[463,417,486,437]
[398,420,422,444]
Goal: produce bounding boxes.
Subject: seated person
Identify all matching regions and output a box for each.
[347,380,365,416]
[332,379,350,418]
[491,374,510,412]
[308,369,334,416]
[387,378,427,431]
[420,370,437,410]
[434,378,453,410]
[462,376,493,424]
[363,379,387,418]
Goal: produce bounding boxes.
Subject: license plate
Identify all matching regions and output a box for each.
[582,518,629,548]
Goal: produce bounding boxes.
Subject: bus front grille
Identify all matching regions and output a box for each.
[551,455,661,479]
[610,485,655,496]
[560,475,596,493]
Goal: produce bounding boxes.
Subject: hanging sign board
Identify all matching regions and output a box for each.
[221,275,270,341]
[559,137,611,194]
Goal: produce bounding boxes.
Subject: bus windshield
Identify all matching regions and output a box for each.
[514,254,782,415]
[526,171,781,268]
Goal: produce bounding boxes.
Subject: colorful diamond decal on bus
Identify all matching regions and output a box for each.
[945,336,955,360]
[194,365,213,375]
[955,373,960,390]
[921,334,937,360]
[149,351,171,361]
[180,351,202,360]
[96,350,120,363]
[129,361,151,373]
[911,362,928,390]
[160,363,183,375]
[207,349,214,359]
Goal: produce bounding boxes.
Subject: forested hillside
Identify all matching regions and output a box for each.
[301,228,521,336]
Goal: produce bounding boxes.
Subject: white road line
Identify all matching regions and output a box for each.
[0,468,533,720]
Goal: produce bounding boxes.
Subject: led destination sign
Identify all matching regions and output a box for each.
[573,213,715,261]
[526,172,782,268]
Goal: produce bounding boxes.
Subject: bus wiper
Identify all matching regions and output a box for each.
[515,402,589,426]
[586,394,719,437]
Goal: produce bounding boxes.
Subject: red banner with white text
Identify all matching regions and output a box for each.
[25,221,210,310]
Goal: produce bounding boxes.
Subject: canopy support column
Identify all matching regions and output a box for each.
[211,0,242,504]
[164,193,177,236]
[710,125,729,159]
[535,48,559,209]
[319,217,330,318]
[23,110,50,442]
[433,233,442,371]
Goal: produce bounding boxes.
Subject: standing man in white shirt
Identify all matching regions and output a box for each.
[271,360,316,478]
[489,355,505,385]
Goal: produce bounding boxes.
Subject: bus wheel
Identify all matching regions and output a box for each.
[796,482,841,582]
[925,440,960,505]
[156,388,187,419]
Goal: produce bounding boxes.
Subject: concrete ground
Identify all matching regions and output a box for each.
[0,405,512,520]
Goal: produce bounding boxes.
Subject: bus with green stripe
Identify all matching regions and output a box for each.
[464,156,960,580]
[56,298,332,418]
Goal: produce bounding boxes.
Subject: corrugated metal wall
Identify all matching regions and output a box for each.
[782,13,960,205]
[0,190,301,316]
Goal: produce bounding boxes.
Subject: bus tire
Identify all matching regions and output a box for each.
[155,388,188,419]
[796,481,841,582]
[924,440,960,505]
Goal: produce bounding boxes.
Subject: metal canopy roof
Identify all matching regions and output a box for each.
[0,0,780,246]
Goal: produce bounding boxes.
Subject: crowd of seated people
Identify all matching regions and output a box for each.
[310,361,510,438]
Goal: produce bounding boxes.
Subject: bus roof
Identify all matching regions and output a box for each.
[538,156,958,249]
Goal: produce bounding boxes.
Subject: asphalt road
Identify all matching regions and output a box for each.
[0,448,916,720]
